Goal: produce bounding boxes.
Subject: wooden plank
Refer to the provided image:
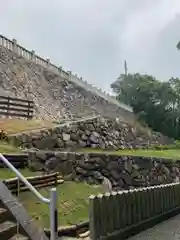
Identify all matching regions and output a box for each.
[111,191,119,231]
[0,96,33,103]
[0,95,34,119]
[0,101,34,108]
[89,195,100,240]
[0,111,33,118]
[0,106,33,113]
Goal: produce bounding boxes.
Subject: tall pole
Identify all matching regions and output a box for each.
[124,60,128,76]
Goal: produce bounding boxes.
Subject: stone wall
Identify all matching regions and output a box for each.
[8,116,173,150]
[0,34,133,114]
[0,44,133,121]
[28,151,180,190]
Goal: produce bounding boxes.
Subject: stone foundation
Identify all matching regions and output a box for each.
[28,151,180,190]
[8,116,173,151]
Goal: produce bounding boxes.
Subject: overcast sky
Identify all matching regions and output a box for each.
[1,0,180,93]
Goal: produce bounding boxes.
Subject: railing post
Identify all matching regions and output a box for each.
[50,188,58,240]
[12,39,17,54]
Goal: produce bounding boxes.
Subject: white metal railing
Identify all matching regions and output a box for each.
[0,153,58,240]
[0,34,133,113]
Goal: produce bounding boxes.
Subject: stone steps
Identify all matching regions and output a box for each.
[0,181,48,240]
[9,234,29,240]
[0,221,17,239]
[0,207,28,240]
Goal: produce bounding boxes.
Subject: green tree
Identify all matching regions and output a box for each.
[111,73,180,139]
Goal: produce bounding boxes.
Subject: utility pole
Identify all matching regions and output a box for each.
[124,60,128,76]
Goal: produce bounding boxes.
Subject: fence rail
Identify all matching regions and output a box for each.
[0,95,34,119]
[4,172,63,193]
[89,183,180,240]
[0,34,133,113]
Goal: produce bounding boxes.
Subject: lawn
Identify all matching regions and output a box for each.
[0,119,56,134]
[79,148,180,160]
[0,141,21,153]
[0,168,37,179]
[19,181,103,227]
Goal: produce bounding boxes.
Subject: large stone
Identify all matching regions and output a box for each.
[89,131,100,143]
[62,133,71,141]
[110,170,121,180]
[33,137,57,149]
[125,159,133,173]
[56,137,65,148]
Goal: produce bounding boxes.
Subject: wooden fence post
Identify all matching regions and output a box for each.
[89,195,102,240]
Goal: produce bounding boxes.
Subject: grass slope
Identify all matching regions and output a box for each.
[0,119,55,134]
[0,141,21,153]
[0,168,37,179]
[79,148,180,160]
[19,181,103,227]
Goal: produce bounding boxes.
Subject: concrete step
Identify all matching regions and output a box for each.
[0,207,13,224]
[9,233,29,240]
[0,221,17,239]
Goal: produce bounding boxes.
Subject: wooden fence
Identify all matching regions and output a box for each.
[0,95,34,119]
[4,172,64,194]
[89,183,180,240]
[0,154,28,168]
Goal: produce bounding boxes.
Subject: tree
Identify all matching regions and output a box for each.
[111,73,180,139]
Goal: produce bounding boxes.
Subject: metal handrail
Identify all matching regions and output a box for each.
[0,153,58,240]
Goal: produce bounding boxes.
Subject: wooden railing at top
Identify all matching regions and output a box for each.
[0,34,133,113]
[0,95,34,119]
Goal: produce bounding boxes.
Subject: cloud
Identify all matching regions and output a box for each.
[1,0,180,92]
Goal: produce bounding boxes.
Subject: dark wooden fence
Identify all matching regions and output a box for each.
[0,153,28,168]
[89,183,180,240]
[0,96,34,119]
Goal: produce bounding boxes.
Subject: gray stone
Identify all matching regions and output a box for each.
[56,137,65,148]
[8,115,174,151]
[62,133,71,141]
[33,137,57,149]
[27,151,180,189]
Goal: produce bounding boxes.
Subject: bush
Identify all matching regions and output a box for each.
[0,129,8,141]
[153,142,180,150]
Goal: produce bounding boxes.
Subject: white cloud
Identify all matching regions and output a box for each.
[1,0,180,91]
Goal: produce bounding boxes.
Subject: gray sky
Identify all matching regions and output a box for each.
[1,0,180,93]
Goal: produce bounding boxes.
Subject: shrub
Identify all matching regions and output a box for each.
[0,129,8,141]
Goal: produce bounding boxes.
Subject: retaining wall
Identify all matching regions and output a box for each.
[7,116,173,150]
[28,151,180,190]
[0,34,132,113]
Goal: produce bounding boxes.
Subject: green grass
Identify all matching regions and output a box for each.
[0,168,37,179]
[0,141,21,153]
[0,119,55,134]
[19,181,103,227]
[78,148,180,160]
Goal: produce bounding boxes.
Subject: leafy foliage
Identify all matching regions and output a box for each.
[0,129,7,140]
[111,73,180,139]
